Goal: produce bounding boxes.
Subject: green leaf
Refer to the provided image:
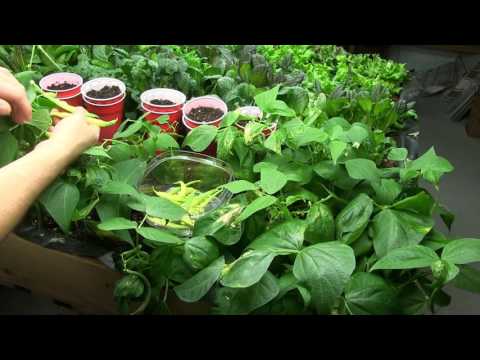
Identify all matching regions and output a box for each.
[235,195,277,223]
[259,166,288,194]
[441,238,480,265]
[83,146,111,159]
[254,86,279,112]
[422,230,450,251]
[345,123,369,145]
[193,203,244,239]
[392,191,435,216]
[345,272,398,315]
[137,226,184,246]
[220,111,240,127]
[249,220,306,255]
[372,209,434,257]
[345,158,379,182]
[452,265,480,293]
[388,147,408,161]
[244,121,266,144]
[113,120,143,139]
[409,147,454,186]
[329,140,346,164]
[263,129,284,155]
[223,180,258,194]
[335,194,374,245]
[156,133,180,150]
[216,126,238,158]
[174,257,225,303]
[294,127,328,147]
[213,272,279,315]
[97,217,137,231]
[437,203,455,231]
[293,242,356,313]
[183,236,220,270]
[371,179,402,205]
[183,125,218,152]
[39,180,80,233]
[141,194,188,221]
[370,245,439,271]
[220,250,275,288]
[113,159,147,187]
[28,109,52,132]
[305,202,335,244]
[0,131,18,167]
[99,181,138,197]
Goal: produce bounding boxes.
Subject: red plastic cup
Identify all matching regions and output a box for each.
[235,106,276,137]
[84,94,126,141]
[141,104,181,133]
[141,88,186,113]
[182,115,217,157]
[39,72,83,106]
[81,77,126,105]
[182,96,228,129]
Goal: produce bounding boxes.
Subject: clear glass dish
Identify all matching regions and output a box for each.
[138,150,234,237]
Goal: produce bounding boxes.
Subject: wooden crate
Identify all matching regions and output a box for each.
[0,233,211,315]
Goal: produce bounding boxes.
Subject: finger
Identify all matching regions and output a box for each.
[0,81,32,123]
[0,67,19,83]
[0,99,12,116]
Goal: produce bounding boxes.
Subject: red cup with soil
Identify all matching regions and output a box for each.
[182,96,228,129]
[235,106,277,137]
[182,115,217,157]
[39,72,83,106]
[141,105,181,133]
[81,77,126,105]
[140,88,186,133]
[84,94,126,141]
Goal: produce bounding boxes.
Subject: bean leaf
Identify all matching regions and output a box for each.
[370,245,440,271]
[249,220,306,255]
[220,250,275,288]
[183,125,218,152]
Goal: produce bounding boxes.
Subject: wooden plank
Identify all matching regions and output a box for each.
[0,233,212,315]
[0,233,121,314]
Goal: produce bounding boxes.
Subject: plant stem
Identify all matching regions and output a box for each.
[37,45,62,71]
[28,45,36,70]
[126,269,152,316]
[319,182,347,204]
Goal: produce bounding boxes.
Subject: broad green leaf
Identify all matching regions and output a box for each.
[108,143,135,162]
[422,230,450,251]
[213,271,279,315]
[249,220,306,255]
[99,181,138,197]
[244,121,266,144]
[263,129,284,154]
[336,194,374,245]
[223,180,258,194]
[141,194,187,221]
[370,245,439,271]
[345,123,369,145]
[345,272,398,315]
[452,265,480,293]
[39,180,79,233]
[137,226,184,246]
[174,257,225,303]
[254,86,279,112]
[156,133,179,150]
[329,140,346,164]
[216,126,238,158]
[83,146,111,159]
[220,111,240,127]
[372,209,434,257]
[113,159,147,187]
[388,147,408,161]
[114,120,143,139]
[371,179,402,205]
[235,195,277,223]
[293,242,355,313]
[193,203,244,239]
[276,272,299,300]
[183,125,218,152]
[85,167,111,188]
[28,108,51,132]
[259,166,288,194]
[392,191,435,216]
[409,147,454,186]
[441,238,480,265]
[294,127,328,147]
[305,202,335,244]
[345,158,379,182]
[97,217,137,231]
[183,236,220,270]
[0,131,18,167]
[220,250,275,288]
[431,260,459,284]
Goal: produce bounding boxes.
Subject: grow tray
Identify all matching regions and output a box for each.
[0,233,210,315]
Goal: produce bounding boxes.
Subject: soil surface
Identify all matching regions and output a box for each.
[47,82,77,91]
[86,85,121,99]
[151,98,175,106]
[187,106,224,123]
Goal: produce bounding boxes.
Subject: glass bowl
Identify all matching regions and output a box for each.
[138,150,234,236]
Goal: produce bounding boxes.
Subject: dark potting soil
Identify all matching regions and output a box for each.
[151,98,175,106]
[47,81,77,91]
[187,106,224,123]
[86,85,121,99]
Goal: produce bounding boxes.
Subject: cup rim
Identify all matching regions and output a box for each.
[40,72,83,93]
[140,88,187,108]
[83,93,126,107]
[183,95,228,125]
[81,77,126,102]
[141,103,181,115]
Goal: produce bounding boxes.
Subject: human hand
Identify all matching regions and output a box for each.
[0,67,32,123]
[45,107,100,157]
